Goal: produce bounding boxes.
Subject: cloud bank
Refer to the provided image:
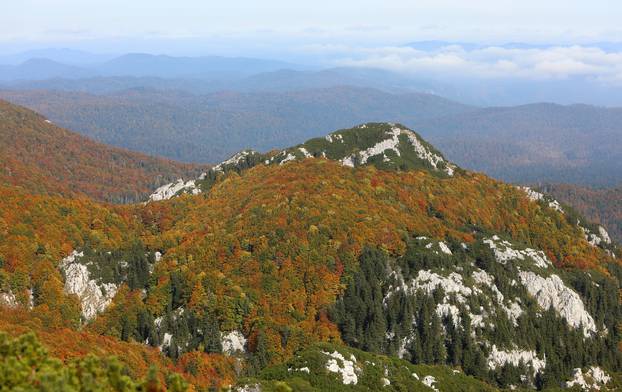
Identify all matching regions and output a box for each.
[308,44,622,83]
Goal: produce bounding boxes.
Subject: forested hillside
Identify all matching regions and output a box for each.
[3,88,622,187]
[417,103,622,186]
[0,100,204,203]
[543,183,622,243]
[0,87,473,163]
[1,122,620,390]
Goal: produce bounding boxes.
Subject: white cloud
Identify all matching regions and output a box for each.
[326,44,622,83]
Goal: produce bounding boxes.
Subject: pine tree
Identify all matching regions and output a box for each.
[430,314,447,364]
[203,316,222,354]
[248,331,270,374]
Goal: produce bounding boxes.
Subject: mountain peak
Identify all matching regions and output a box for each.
[149,122,458,201]
[280,122,457,175]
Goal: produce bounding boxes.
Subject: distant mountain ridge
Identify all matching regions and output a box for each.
[2,87,622,186]
[0,86,474,164]
[0,58,97,81]
[0,52,307,81]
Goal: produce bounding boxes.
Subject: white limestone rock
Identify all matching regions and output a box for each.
[0,290,17,308]
[438,241,453,255]
[520,187,564,213]
[487,345,546,376]
[518,271,597,336]
[340,155,356,168]
[221,330,247,355]
[322,350,359,385]
[337,126,455,176]
[598,226,612,244]
[565,367,611,390]
[60,250,117,321]
[298,147,313,158]
[436,302,461,326]
[472,269,523,325]
[160,332,173,352]
[422,375,439,391]
[403,127,455,176]
[582,225,613,247]
[407,270,478,303]
[149,179,200,201]
[212,149,258,172]
[358,127,403,165]
[235,384,262,392]
[484,236,551,269]
[279,152,297,165]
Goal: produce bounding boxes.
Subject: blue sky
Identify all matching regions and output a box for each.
[2,0,621,49]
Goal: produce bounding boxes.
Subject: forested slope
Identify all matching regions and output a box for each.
[0,100,204,203]
[0,122,620,390]
[542,183,622,243]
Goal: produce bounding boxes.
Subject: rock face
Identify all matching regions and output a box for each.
[582,225,613,247]
[322,350,359,385]
[332,125,456,176]
[520,186,564,213]
[0,290,17,308]
[221,330,247,355]
[482,235,598,336]
[149,178,200,201]
[565,366,611,390]
[487,345,546,376]
[421,375,439,392]
[212,150,259,172]
[60,250,117,321]
[484,235,551,269]
[518,271,597,337]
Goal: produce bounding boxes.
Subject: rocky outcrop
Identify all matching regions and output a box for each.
[221,330,247,355]
[518,271,597,336]
[565,366,611,390]
[484,235,551,269]
[149,179,200,201]
[60,250,117,321]
[0,289,17,308]
[487,345,546,376]
[322,350,359,385]
[582,225,613,247]
[520,187,564,213]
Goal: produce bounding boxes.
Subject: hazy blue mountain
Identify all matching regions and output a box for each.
[0,48,114,65]
[94,53,306,78]
[0,53,307,83]
[0,58,96,81]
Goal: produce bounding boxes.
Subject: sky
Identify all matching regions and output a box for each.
[2,1,622,83]
[3,0,621,49]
